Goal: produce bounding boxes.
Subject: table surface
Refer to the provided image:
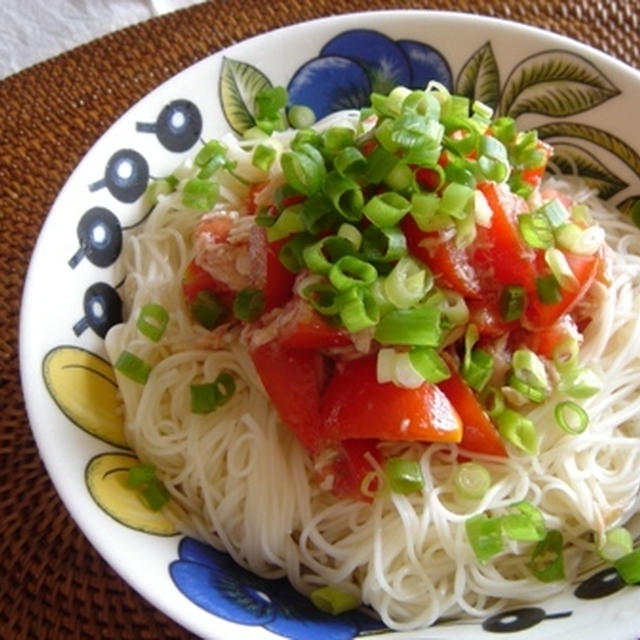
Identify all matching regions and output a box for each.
[2,0,639,638]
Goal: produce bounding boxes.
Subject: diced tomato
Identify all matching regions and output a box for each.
[321,439,382,501]
[274,299,352,350]
[195,215,232,243]
[320,355,462,443]
[250,342,326,453]
[182,259,235,307]
[524,251,600,328]
[467,296,517,338]
[521,141,553,189]
[360,139,378,157]
[248,225,296,311]
[437,362,507,457]
[511,314,580,360]
[246,182,267,215]
[401,216,481,298]
[473,182,536,291]
[415,167,441,191]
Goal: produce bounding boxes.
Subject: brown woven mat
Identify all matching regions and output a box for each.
[1,0,639,638]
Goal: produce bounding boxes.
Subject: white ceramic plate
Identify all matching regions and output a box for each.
[20,10,640,640]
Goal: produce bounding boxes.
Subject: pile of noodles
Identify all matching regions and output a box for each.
[105,121,640,630]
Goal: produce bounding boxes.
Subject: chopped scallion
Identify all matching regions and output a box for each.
[453,462,491,500]
[136,303,169,342]
[529,530,565,582]
[233,288,265,322]
[115,351,151,385]
[554,400,588,434]
[310,586,359,615]
[613,548,640,584]
[465,513,504,564]
[384,458,425,494]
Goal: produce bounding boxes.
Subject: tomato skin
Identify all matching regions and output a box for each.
[524,251,600,328]
[511,314,580,360]
[473,182,536,291]
[437,363,507,457]
[248,225,296,311]
[250,342,325,453]
[320,355,462,443]
[401,216,481,298]
[275,299,352,350]
[322,439,382,501]
[182,259,235,307]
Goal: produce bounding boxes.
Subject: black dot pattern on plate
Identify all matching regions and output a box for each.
[136,99,203,152]
[482,606,572,632]
[88,149,149,203]
[574,567,627,600]
[73,282,123,338]
[68,207,122,269]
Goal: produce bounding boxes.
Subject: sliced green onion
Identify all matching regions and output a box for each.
[438,182,474,220]
[529,530,565,582]
[598,527,633,562]
[517,212,554,249]
[538,198,569,228]
[376,348,423,388]
[453,462,491,500]
[280,147,325,196]
[545,248,579,291]
[384,162,414,191]
[409,346,451,383]
[496,408,538,455]
[299,194,337,234]
[536,274,562,304]
[127,463,156,487]
[384,458,425,494]
[291,128,322,151]
[146,175,178,204]
[364,145,399,184]
[463,348,494,392]
[555,222,604,255]
[213,372,236,406]
[278,233,313,273]
[512,349,550,391]
[465,513,504,564]
[363,192,411,227]
[552,337,579,372]
[182,178,219,211]
[195,139,228,171]
[303,236,354,274]
[614,548,640,585]
[190,382,218,414]
[302,281,340,316]
[322,126,355,154]
[499,285,525,322]
[333,146,367,178]
[336,223,362,251]
[502,501,546,541]
[288,104,316,129]
[337,286,379,332]
[410,192,452,231]
[324,171,364,222]
[454,209,477,249]
[422,288,469,326]
[136,303,169,342]
[360,225,407,262]
[374,307,443,346]
[115,351,152,385]
[554,400,588,434]
[557,367,601,398]
[310,586,359,615]
[233,288,265,322]
[191,290,227,330]
[251,143,277,172]
[266,204,305,242]
[507,373,547,403]
[328,255,377,291]
[141,478,170,511]
[483,386,505,418]
[478,135,510,183]
[384,256,433,309]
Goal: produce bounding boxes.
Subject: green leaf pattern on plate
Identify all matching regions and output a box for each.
[549,143,628,199]
[498,50,620,118]
[455,42,501,110]
[219,57,273,134]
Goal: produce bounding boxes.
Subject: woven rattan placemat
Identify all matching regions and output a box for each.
[1,0,639,638]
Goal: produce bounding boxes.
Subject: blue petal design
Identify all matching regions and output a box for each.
[287,56,371,119]
[170,560,276,625]
[397,40,453,89]
[170,537,386,639]
[320,29,411,94]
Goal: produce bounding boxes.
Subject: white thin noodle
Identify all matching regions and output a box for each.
[105,131,640,629]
